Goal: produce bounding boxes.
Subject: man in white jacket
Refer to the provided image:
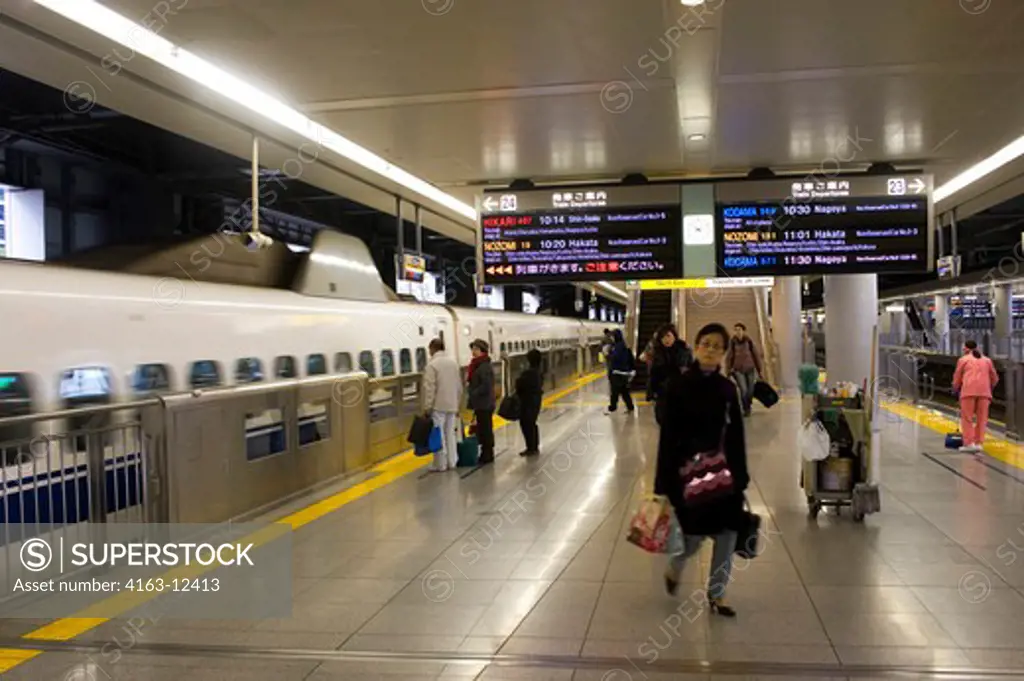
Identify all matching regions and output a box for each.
[422,338,463,472]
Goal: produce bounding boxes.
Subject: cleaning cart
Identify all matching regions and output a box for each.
[799,327,882,522]
[801,389,872,520]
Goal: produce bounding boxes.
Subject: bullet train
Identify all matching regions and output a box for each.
[0,230,621,417]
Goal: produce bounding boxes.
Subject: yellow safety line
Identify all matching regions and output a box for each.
[0,370,606,673]
[881,401,1024,472]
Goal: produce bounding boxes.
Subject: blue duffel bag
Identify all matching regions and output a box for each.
[945,432,963,449]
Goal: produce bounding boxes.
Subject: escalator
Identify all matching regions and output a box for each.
[631,289,673,389]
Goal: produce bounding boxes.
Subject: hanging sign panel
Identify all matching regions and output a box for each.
[715,175,933,276]
[478,185,682,284]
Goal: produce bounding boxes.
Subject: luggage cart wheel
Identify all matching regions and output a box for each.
[807,498,821,518]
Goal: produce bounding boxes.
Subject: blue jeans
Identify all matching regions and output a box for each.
[668,530,737,600]
[733,369,758,413]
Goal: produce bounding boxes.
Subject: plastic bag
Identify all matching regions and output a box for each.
[626,496,673,554]
[799,418,831,462]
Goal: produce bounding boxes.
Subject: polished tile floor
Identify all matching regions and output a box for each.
[6,384,1024,680]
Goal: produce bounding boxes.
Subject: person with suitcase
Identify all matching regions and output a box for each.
[422,338,463,472]
[466,339,496,464]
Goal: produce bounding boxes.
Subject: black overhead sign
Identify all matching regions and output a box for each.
[715,175,934,276]
[478,185,682,284]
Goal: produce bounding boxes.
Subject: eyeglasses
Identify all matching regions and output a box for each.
[698,340,724,351]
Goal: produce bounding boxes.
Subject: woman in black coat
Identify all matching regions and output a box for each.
[654,323,750,617]
[649,323,693,424]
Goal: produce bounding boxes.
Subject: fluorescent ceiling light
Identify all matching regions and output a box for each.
[933,133,1024,203]
[32,0,477,222]
[687,133,706,141]
[681,0,705,5]
[595,281,627,300]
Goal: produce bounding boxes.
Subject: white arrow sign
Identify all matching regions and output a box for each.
[909,178,926,194]
[482,196,497,211]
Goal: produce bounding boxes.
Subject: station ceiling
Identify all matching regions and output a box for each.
[2,0,1024,247]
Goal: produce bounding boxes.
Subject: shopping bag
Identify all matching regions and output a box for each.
[626,496,673,554]
[799,418,831,461]
[752,380,779,409]
[498,394,521,421]
[407,414,432,448]
[666,513,683,555]
[415,425,443,457]
[734,498,762,559]
[428,426,443,452]
[457,435,480,467]
[945,431,963,449]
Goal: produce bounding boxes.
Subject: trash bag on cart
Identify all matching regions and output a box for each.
[799,418,831,462]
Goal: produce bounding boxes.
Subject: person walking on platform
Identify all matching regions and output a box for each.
[601,329,615,385]
[649,323,693,425]
[467,339,496,465]
[725,323,762,417]
[422,338,462,472]
[656,323,749,618]
[607,329,636,413]
[515,349,544,456]
[953,340,999,453]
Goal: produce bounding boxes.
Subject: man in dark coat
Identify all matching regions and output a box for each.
[467,339,496,464]
[654,323,749,617]
[515,349,544,456]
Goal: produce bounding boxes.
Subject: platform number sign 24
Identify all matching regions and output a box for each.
[887,178,907,196]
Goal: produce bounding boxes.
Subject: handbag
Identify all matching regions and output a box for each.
[679,408,735,508]
[734,497,762,559]
[498,394,521,421]
[407,414,433,447]
[752,380,779,409]
[945,431,963,449]
[626,495,673,554]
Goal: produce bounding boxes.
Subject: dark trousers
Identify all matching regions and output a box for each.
[609,374,635,411]
[520,414,539,452]
[475,409,494,461]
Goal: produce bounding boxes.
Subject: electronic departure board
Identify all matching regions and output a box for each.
[716,175,933,276]
[479,185,682,284]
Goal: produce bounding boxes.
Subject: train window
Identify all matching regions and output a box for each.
[381,350,396,377]
[307,354,327,376]
[132,364,172,394]
[399,349,412,374]
[190,361,222,389]
[235,358,264,384]
[416,348,427,372]
[59,366,114,404]
[0,373,33,463]
[500,342,507,354]
[275,356,298,379]
[358,351,376,377]
[335,352,353,373]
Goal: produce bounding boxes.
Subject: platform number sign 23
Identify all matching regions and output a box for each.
[887,178,907,196]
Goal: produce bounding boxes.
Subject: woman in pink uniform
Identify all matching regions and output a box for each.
[952,340,999,453]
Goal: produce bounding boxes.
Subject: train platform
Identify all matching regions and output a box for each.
[4,379,1024,680]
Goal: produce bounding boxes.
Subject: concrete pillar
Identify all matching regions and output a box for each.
[824,274,879,387]
[994,284,1012,338]
[771,276,802,394]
